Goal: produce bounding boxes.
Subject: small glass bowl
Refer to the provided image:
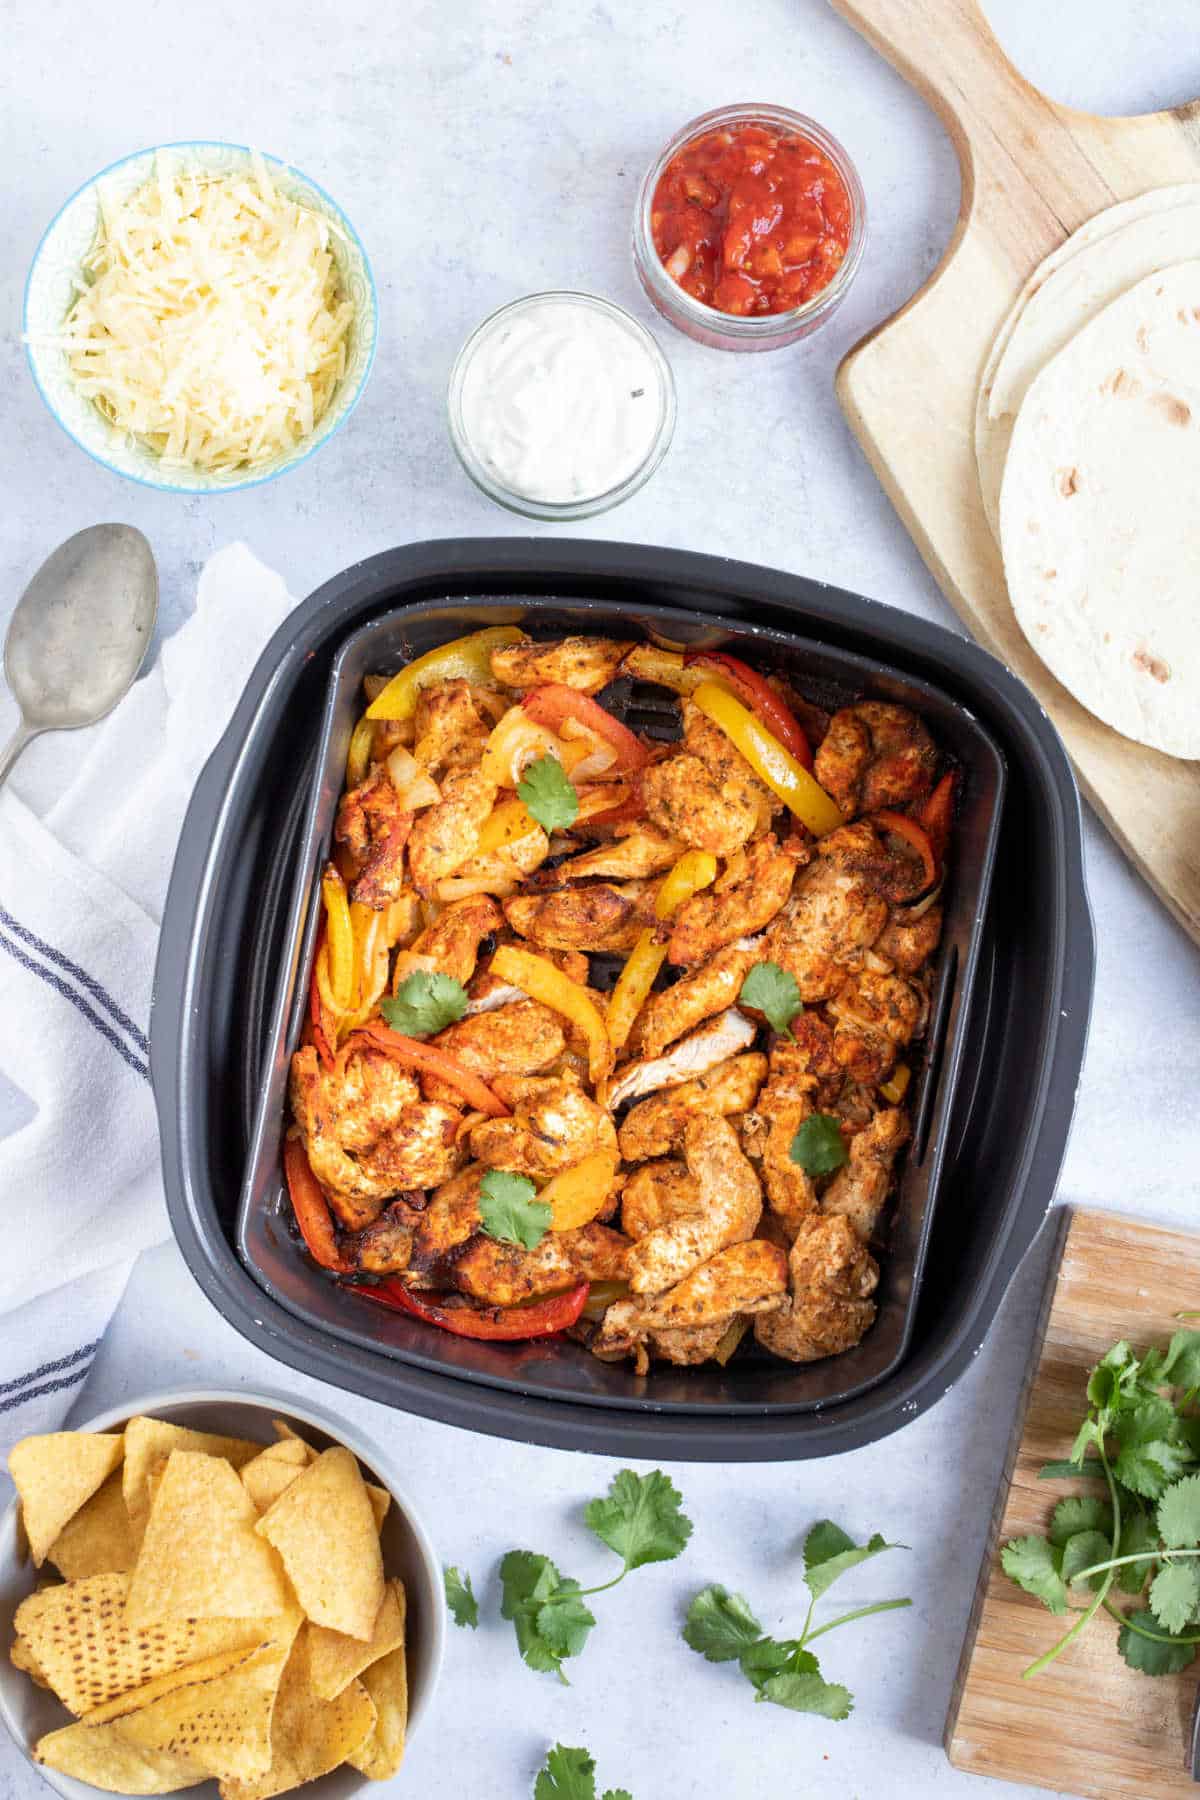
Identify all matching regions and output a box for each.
[447,290,676,520]
[633,103,867,353]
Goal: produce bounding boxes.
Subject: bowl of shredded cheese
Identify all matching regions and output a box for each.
[23,142,377,491]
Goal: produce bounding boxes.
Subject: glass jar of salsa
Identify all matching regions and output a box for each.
[633,104,866,351]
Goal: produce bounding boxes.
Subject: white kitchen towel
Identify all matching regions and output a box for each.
[0,543,295,1450]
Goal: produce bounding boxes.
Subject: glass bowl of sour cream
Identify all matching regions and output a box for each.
[447,290,676,519]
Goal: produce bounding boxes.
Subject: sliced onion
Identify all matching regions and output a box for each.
[437,874,518,901]
[570,747,618,783]
[386,745,441,810]
[904,882,942,920]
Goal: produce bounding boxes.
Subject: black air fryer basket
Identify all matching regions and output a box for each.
[152,540,1093,1460]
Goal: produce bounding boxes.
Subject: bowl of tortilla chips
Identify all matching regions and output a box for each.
[0,1390,445,1798]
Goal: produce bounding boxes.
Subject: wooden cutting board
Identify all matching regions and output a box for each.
[831,0,1200,945]
[947,1207,1200,1797]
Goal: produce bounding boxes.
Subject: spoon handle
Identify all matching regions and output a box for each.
[0,721,37,792]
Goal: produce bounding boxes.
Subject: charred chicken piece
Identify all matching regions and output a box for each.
[617,1053,767,1163]
[607,1009,758,1109]
[490,636,634,694]
[470,1071,618,1179]
[392,894,502,989]
[642,700,773,859]
[826,969,925,1083]
[412,678,501,778]
[633,940,759,1059]
[594,1240,787,1368]
[334,769,412,908]
[407,770,498,895]
[626,1112,763,1295]
[754,1213,880,1362]
[453,1222,629,1306]
[814,701,938,820]
[873,902,943,973]
[619,1159,703,1240]
[667,835,801,966]
[822,1107,910,1242]
[556,828,685,883]
[503,880,658,954]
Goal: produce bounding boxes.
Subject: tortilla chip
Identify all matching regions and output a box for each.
[15,1573,274,1716]
[240,1441,309,1515]
[270,1420,312,1450]
[306,1579,405,1702]
[123,1419,261,1540]
[35,1721,209,1794]
[126,1452,293,1625]
[255,1447,383,1640]
[266,1425,389,1528]
[347,1587,407,1780]
[47,1470,137,1579]
[367,1483,390,1532]
[11,1635,50,1687]
[106,1619,300,1781]
[9,1430,125,1565]
[219,1627,376,1800]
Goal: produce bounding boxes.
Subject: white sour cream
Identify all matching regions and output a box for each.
[454,294,671,508]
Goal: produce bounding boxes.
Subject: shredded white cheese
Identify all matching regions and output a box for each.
[43,152,354,472]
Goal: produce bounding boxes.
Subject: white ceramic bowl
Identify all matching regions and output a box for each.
[0,1388,444,1800]
[23,142,378,494]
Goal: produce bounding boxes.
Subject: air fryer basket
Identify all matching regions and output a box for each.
[237,598,1004,1414]
[152,539,1093,1459]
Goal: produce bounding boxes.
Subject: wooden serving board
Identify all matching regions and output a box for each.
[831,0,1200,945]
[947,1207,1200,1797]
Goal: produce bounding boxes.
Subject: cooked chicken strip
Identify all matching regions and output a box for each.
[754,1213,879,1362]
[392,894,501,988]
[667,835,800,965]
[753,1053,819,1238]
[619,1160,702,1240]
[642,701,773,858]
[645,1322,730,1367]
[617,1053,767,1162]
[453,1222,629,1306]
[467,948,590,1013]
[822,1107,910,1241]
[557,829,685,882]
[503,880,659,953]
[626,1112,763,1295]
[827,969,925,1083]
[607,1009,757,1109]
[815,818,934,906]
[407,769,498,895]
[873,903,943,974]
[412,678,500,777]
[634,940,759,1058]
[594,1240,785,1362]
[409,1164,487,1269]
[490,636,634,694]
[813,701,938,820]
[334,769,413,908]
[348,1202,418,1274]
[470,1072,618,1178]
[420,1000,566,1107]
[760,854,888,1002]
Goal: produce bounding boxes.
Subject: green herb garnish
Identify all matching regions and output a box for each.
[534,1744,631,1800]
[379,970,468,1038]
[443,1565,479,1629]
[478,1170,552,1250]
[518,755,579,833]
[789,1113,848,1176]
[739,961,802,1038]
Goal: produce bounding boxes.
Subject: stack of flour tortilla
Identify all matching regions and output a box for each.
[976,185,1200,760]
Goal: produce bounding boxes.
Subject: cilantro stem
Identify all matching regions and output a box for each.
[1066,1548,1199,1582]
[1100,1598,1200,1646]
[571,1571,628,1600]
[803,1598,912,1644]
[1023,1438,1122,1679]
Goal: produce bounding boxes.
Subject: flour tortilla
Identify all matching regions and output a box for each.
[999,261,1200,757]
[976,184,1200,538]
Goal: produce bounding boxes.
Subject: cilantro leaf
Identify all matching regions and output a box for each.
[443,1564,478,1628]
[1001,1535,1069,1615]
[603,1792,633,1800]
[1116,1511,1160,1595]
[1117,1610,1198,1676]
[803,1522,901,1598]
[1154,1330,1200,1394]
[584,1469,692,1572]
[738,1638,816,1692]
[1158,1473,1200,1547]
[518,755,579,833]
[501,1550,573,1681]
[1087,1340,1139,1414]
[535,1745,596,1800]
[789,1114,848,1177]
[759,1671,854,1719]
[536,1582,596,1659]
[1060,1529,1111,1591]
[1114,1402,1192,1499]
[739,962,802,1038]
[1049,1495,1113,1547]
[379,969,467,1038]
[682,1585,763,1662]
[478,1169,552,1250]
[1149,1560,1200,1633]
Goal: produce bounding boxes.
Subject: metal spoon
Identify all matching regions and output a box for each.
[0,525,158,790]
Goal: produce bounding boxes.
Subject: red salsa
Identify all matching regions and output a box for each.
[650,121,853,317]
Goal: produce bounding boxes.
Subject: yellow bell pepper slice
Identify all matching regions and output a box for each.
[879,1062,911,1105]
[365,626,526,721]
[474,797,541,858]
[490,944,611,1084]
[622,644,735,698]
[692,681,843,837]
[712,1316,751,1366]
[539,1151,619,1232]
[345,714,375,788]
[606,849,718,1052]
[321,866,356,1010]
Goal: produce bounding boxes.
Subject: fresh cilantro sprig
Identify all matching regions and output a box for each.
[789,1113,848,1176]
[502,1469,692,1682]
[739,961,802,1039]
[443,1565,478,1629]
[683,1521,909,1720]
[1002,1328,1200,1676]
[379,970,468,1037]
[534,1744,631,1800]
[478,1169,553,1250]
[519,755,579,833]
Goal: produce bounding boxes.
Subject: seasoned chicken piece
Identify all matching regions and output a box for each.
[557,829,685,882]
[393,895,501,988]
[453,1222,629,1306]
[470,1072,618,1178]
[503,881,657,954]
[642,701,774,858]
[667,835,800,965]
[817,818,933,906]
[409,1165,487,1270]
[420,1000,566,1108]
[822,1107,910,1241]
[754,1213,879,1361]
[334,770,413,908]
[760,854,888,1003]
[873,903,943,974]
[348,1202,418,1274]
[646,1322,730,1367]
[814,701,938,820]
[407,770,498,895]
[618,1053,767,1163]
[290,1044,464,1222]
[466,946,590,1012]
[753,1053,819,1237]
[595,1239,785,1364]
[620,1160,702,1240]
[626,1113,763,1295]
[607,1009,757,1108]
[826,970,925,1082]
[490,636,634,694]
[634,940,759,1058]
[412,679,499,777]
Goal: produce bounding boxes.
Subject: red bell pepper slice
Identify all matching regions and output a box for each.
[917,771,956,869]
[584,776,644,830]
[871,810,937,895]
[283,1135,353,1272]
[522,684,649,772]
[683,651,813,768]
[353,1277,590,1340]
[352,1020,510,1117]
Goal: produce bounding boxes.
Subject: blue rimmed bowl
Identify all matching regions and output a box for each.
[23,141,378,495]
